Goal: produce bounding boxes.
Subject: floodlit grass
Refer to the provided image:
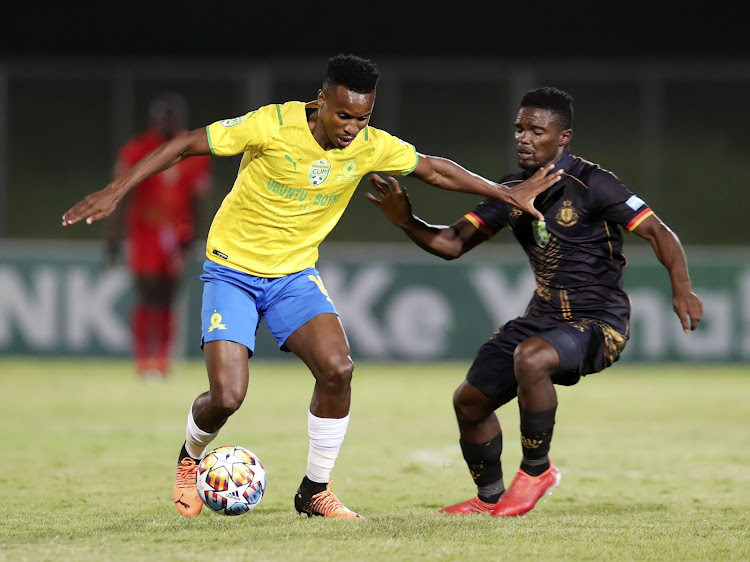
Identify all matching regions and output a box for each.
[1,358,748,561]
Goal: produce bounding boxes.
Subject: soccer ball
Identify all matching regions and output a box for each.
[195,445,266,515]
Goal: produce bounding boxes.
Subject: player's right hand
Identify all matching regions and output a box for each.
[62,186,121,226]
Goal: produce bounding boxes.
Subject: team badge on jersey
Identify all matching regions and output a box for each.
[532,220,550,248]
[334,159,359,182]
[308,159,332,186]
[556,200,579,227]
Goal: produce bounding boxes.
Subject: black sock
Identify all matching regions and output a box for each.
[519,407,556,476]
[298,475,327,496]
[460,434,504,503]
[178,442,198,463]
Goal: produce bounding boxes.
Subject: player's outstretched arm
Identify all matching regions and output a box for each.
[632,214,703,333]
[366,173,488,259]
[409,154,562,222]
[62,128,211,227]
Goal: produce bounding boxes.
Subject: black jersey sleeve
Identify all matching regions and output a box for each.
[588,168,654,231]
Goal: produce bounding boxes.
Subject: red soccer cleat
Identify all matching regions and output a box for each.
[438,495,496,514]
[491,464,561,517]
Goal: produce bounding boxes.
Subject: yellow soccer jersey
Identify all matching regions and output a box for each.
[204,101,418,276]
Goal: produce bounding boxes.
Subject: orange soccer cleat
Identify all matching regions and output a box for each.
[438,495,496,515]
[173,456,203,516]
[491,464,561,517]
[295,481,363,520]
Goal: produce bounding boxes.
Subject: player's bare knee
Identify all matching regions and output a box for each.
[452,386,489,424]
[316,355,354,392]
[208,387,245,417]
[514,338,558,382]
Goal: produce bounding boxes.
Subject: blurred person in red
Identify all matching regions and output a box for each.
[107,92,212,381]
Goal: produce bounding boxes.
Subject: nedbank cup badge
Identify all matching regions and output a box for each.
[308,159,332,186]
[532,220,550,248]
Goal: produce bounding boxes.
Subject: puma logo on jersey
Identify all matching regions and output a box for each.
[284,155,302,169]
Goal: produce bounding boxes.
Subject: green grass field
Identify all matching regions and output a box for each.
[1,358,748,561]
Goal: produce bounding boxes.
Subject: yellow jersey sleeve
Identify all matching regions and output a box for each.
[365,127,418,176]
[205,104,283,156]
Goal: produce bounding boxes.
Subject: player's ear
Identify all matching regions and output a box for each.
[317,89,325,107]
[560,128,572,147]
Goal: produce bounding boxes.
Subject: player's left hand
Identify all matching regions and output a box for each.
[365,174,414,227]
[673,290,703,333]
[499,164,563,221]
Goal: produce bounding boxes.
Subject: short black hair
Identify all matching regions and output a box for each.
[520,87,574,130]
[323,54,380,94]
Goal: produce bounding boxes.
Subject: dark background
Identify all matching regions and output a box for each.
[4,2,748,60]
[3,2,749,245]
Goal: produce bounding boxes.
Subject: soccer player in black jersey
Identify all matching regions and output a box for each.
[366,86,703,517]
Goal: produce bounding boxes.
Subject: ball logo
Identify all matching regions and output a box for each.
[308,159,332,186]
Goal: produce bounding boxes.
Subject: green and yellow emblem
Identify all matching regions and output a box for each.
[334,159,359,182]
[532,220,550,248]
[308,159,332,186]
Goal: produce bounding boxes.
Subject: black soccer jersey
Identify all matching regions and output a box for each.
[465,153,653,335]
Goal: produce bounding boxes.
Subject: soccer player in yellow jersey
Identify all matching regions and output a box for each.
[62,54,562,519]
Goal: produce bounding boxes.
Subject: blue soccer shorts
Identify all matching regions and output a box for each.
[199,260,338,354]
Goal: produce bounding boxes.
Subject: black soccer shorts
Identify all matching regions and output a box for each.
[465,314,628,406]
